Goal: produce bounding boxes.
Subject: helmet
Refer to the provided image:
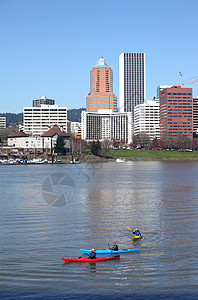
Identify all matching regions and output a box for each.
[113,242,116,245]
[135,229,138,231]
[91,248,95,252]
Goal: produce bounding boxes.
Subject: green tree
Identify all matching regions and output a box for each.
[54,136,66,154]
[96,140,101,155]
[91,140,101,155]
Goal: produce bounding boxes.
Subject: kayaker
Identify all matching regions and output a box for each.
[109,242,118,251]
[133,229,141,236]
[86,248,96,259]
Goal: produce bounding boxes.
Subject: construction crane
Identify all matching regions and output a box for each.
[180,80,198,85]
[173,77,198,87]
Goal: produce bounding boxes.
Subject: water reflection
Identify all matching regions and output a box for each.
[1,162,198,299]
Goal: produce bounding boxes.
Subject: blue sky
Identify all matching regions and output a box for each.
[0,0,198,113]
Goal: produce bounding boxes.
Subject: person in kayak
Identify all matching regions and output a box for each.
[133,229,141,236]
[109,242,118,251]
[86,248,96,259]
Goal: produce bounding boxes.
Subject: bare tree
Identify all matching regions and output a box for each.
[151,138,160,149]
[100,139,112,157]
[137,132,150,149]
[192,138,198,150]
[174,135,192,149]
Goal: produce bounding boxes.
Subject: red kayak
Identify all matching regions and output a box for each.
[61,256,120,263]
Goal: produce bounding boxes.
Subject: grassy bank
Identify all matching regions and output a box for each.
[109,149,198,160]
[57,150,198,162]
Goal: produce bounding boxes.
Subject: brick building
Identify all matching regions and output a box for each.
[160,86,193,141]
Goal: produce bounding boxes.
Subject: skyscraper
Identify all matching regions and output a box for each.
[119,53,146,115]
[86,57,117,112]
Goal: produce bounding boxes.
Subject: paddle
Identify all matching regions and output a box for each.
[79,253,88,258]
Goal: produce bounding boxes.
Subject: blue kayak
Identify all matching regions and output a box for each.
[80,248,140,254]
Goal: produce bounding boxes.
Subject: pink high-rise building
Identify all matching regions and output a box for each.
[86,57,117,112]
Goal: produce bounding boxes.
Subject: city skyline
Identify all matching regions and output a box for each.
[0,0,198,113]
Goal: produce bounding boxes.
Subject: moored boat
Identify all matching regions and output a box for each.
[80,248,140,254]
[116,158,125,163]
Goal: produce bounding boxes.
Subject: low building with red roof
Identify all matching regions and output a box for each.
[42,125,70,153]
[7,126,70,153]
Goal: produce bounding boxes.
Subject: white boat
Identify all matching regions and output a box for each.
[116,158,125,163]
[54,160,61,164]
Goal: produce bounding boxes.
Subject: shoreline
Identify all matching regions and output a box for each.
[1,157,198,165]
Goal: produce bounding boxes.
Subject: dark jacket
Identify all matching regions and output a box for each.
[88,252,96,259]
[109,244,118,251]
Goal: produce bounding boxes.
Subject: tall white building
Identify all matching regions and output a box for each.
[119,53,146,114]
[70,122,82,137]
[23,105,67,136]
[81,110,132,143]
[134,100,160,140]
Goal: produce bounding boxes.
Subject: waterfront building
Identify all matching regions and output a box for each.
[86,57,117,112]
[42,125,70,152]
[23,104,67,136]
[0,117,6,128]
[160,85,193,140]
[119,53,146,115]
[33,96,55,107]
[193,97,198,137]
[134,100,160,140]
[7,125,70,153]
[81,110,132,143]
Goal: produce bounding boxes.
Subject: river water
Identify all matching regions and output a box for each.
[0,161,198,299]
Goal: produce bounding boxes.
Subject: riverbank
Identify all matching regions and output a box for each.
[1,150,198,165]
[108,149,198,160]
[63,150,198,163]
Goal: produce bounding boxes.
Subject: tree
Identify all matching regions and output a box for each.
[91,140,101,156]
[96,140,101,155]
[91,141,96,155]
[100,139,111,157]
[81,139,89,152]
[129,136,138,149]
[192,138,198,150]
[151,138,160,149]
[135,132,150,149]
[174,135,192,150]
[54,136,66,154]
